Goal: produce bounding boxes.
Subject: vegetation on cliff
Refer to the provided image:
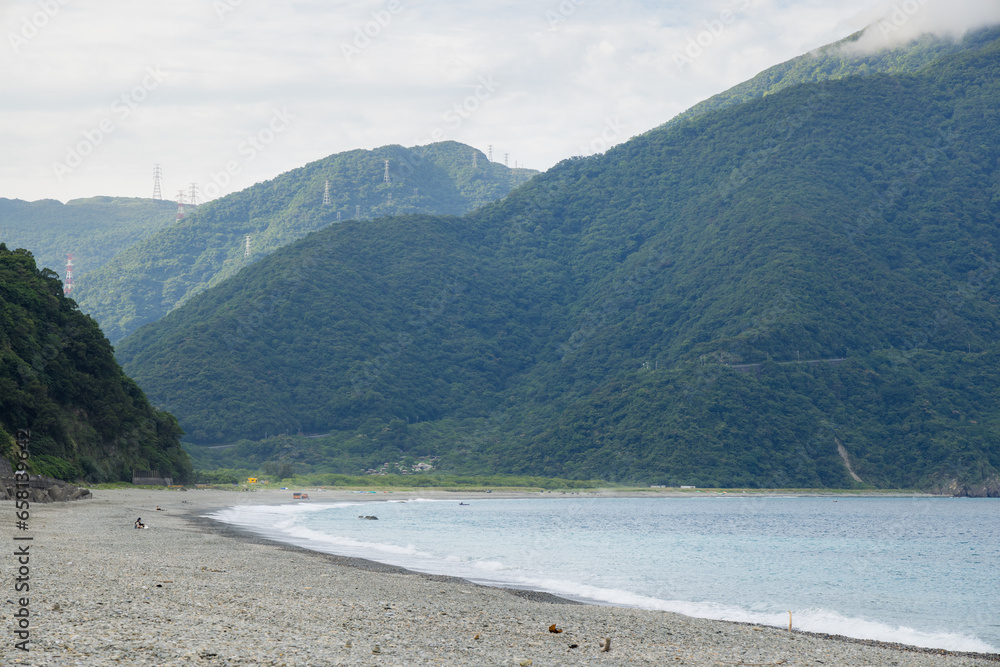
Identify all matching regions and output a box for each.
[0,244,190,482]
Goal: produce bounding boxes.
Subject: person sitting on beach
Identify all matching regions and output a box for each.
[155,506,164,511]
[135,518,145,529]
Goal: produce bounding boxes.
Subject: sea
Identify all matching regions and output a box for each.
[209,495,1000,653]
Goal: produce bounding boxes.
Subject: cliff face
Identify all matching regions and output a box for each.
[933,476,1000,498]
[0,245,191,483]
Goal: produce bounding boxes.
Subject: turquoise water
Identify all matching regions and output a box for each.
[210,496,1000,653]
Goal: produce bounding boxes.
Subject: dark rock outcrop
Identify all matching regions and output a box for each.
[0,473,92,503]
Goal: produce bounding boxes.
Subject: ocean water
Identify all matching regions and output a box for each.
[209,495,1000,653]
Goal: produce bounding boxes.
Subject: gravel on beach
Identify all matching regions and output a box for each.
[3,488,997,666]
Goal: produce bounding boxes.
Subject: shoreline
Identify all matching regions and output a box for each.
[191,505,999,664]
[8,487,999,666]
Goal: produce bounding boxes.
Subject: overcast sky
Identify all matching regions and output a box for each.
[3,0,999,204]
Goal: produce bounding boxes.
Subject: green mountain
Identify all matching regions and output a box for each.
[668,26,995,126]
[117,29,1000,494]
[76,142,536,343]
[0,244,190,483]
[0,196,176,279]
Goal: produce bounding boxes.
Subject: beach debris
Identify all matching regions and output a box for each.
[51,603,61,612]
[788,610,793,631]
[474,633,480,640]
[568,644,578,649]
[358,515,379,520]
[600,637,611,652]
[519,660,532,666]
[344,641,352,648]
[548,623,563,634]
[372,645,381,654]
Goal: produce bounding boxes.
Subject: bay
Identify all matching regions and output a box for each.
[210,495,999,653]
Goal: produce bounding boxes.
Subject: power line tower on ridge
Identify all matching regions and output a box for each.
[384,160,390,184]
[323,180,331,206]
[176,190,186,221]
[152,164,163,200]
[63,254,74,295]
[189,183,199,206]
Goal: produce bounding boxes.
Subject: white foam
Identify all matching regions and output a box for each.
[208,500,998,654]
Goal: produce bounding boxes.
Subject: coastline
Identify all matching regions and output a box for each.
[6,488,998,666]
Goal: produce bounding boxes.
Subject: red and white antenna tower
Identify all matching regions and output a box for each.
[63,254,74,295]
[176,190,186,221]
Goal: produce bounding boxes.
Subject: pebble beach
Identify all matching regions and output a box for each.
[4,488,998,666]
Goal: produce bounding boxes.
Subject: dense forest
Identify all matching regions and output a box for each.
[0,244,190,482]
[666,25,993,126]
[76,141,536,342]
[0,196,176,279]
[114,29,1000,493]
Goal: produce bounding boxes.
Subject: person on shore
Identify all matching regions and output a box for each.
[135,517,145,529]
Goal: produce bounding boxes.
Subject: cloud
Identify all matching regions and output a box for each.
[845,0,1000,53]
[0,0,903,202]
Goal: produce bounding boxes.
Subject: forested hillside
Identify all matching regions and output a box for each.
[117,31,1000,493]
[667,26,995,126]
[0,196,176,279]
[0,244,190,483]
[76,142,536,342]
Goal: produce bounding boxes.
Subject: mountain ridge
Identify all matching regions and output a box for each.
[75,141,536,342]
[118,30,1000,492]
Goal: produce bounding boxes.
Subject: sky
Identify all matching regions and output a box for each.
[3,0,999,204]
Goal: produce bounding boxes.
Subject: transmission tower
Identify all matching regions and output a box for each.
[488,145,493,162]
[176,190,186,221]
[189,183,199,206]
[384,160,390,184]
[473,152,478,168]
[152,164,163,200]
[323,180,331,206]
[504,153,509,167]
[355,204,361,219]
[63,254,74,295]
[244,235,252,258]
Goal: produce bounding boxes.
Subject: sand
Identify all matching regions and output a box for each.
[2,487,997,666]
